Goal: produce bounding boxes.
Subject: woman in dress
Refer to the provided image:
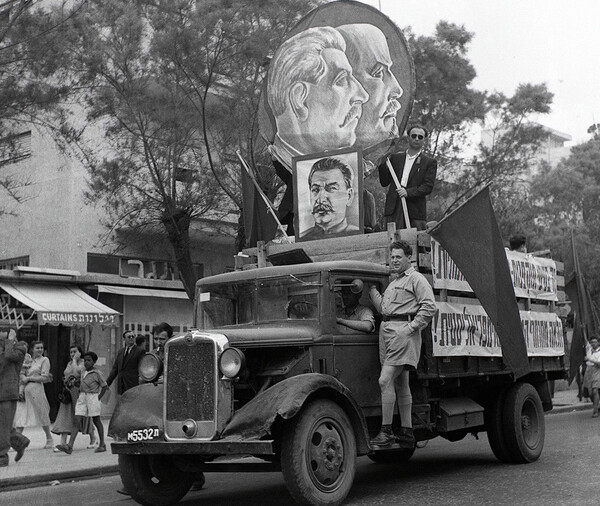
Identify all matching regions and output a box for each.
[584,336,600,418]
[51,345,96,450]
[13,340,54,448]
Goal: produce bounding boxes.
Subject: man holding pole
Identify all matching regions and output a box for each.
[378,125,437,230]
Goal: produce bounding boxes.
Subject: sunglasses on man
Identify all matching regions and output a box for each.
[410,133,424,140]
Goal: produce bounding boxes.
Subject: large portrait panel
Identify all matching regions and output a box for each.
[293,149,363,242]
[259,0,414,171]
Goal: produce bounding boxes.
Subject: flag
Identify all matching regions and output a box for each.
[564,231,599,383]
[429,186,530,378]
[241,163,278,247]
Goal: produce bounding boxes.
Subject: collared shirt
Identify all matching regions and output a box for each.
[344,304,375,328]
[401,151,422,187]
[370,267,436,332]
[81,367,107,394]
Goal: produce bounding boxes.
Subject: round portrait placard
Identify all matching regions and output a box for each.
[259,0,414,171]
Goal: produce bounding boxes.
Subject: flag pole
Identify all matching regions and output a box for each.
[236,150,291,244]
[385,159,410,228]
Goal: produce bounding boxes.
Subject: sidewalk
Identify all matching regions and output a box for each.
[0,417,118,491]
[0,387,594,492]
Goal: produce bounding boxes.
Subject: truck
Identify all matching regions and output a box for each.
[108,228,567,506]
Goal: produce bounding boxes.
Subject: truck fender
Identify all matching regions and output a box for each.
[221,373,370,455]
[108,383,163,440]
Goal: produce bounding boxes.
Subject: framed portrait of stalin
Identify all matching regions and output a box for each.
[293,149,363,242]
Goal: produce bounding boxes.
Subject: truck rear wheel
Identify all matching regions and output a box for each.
[281,399,357,506]
[485,388,513,463]
[502,383,545,463]
[118,454,195,506]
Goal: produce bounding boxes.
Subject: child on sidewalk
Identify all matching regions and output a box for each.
[56,352,107,455]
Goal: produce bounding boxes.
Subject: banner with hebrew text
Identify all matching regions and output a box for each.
[432,302,564,357]
[431,239,558,301]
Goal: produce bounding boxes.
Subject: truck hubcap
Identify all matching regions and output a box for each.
[307,419,345,491]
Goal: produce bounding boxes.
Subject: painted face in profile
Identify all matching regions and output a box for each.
[338,24,403,149]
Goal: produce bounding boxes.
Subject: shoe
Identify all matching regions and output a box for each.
[44,439,54,449]
[592,411,599,418]
[116,488,130,496]
[94,444,106,453]
[370,426,395,447]
[15,438,30,462]
[395,427,416,448]
[87,443,97,449]
[56,444,73,455]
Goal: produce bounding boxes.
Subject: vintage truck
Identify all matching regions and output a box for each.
[108,229,567,506]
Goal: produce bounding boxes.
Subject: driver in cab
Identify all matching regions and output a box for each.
[336,281,375,333]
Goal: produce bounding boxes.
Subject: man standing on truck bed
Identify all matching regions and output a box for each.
[378,125,437,230]
[369,240,436,447]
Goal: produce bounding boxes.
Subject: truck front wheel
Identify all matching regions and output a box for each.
[502,383,545,463]
[281,399,357,506]
[118,454,195,506]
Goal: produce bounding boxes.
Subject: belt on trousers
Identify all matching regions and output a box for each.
[382,314,413,322]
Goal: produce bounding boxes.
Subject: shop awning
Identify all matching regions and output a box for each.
[0,282,119,327]
[96,285,189,300]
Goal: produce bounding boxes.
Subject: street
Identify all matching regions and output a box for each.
[2,410,597,506]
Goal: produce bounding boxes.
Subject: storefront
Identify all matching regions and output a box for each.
[0,280,119,420]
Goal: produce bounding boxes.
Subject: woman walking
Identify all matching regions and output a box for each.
[51,345,96,450]
[584,336,600,418]
[13,341,54,448]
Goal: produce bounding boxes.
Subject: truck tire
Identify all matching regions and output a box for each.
[502,383,545,463]
[281,399,357,506]
[485,388,513,463]
[118,454,195,506]
[368,445,415,464]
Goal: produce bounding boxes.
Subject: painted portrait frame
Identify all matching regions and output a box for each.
[293,148,364,243]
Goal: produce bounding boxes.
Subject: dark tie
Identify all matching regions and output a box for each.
[124,346,131,358]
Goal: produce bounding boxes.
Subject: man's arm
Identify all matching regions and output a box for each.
[408,274,437,333]
[106,353,120,386]
[369,285,383,313]
[4,339,26,363]
[405,158,437,200]
[377,157,397,187]
[337,306,375,333]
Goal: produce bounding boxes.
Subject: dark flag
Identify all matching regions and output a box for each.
[241,164,278,248]
[564,231,599,383]
[429,187,530,378]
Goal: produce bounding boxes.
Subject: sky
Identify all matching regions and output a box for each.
[360,0,600,145]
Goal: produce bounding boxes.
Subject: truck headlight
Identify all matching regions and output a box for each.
[219,347,246,378]
[139,352,163,383]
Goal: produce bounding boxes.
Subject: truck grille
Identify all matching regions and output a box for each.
[164,337,218,439]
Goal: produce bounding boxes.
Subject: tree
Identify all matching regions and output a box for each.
[60,0,316,299]
[0,0,84,214]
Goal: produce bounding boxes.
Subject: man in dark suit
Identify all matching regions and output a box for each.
[107,331,145,395]
[0,330,30,467]
[378,125,437,230]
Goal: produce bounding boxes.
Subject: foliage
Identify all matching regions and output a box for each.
[59,0,315,298]
[0,0,84,214]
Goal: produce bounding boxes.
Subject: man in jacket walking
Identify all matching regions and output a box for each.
[107,331,145,395]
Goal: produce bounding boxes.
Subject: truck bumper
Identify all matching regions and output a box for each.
[110,439,275,456]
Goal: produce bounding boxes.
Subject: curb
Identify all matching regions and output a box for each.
[0,465,119,492]
[548,402,592,415]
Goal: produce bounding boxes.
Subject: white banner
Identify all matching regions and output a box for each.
[431,240,558,301]
[432,302,564,357]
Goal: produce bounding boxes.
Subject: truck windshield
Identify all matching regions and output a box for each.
[198,274,320,328]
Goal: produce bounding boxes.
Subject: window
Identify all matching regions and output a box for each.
[0,131,32,165]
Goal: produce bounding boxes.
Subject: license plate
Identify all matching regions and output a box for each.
[127,427,160,442]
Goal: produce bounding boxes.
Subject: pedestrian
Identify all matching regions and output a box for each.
[106,331,145,395]
[56,351,107,454]
[13,340,54,449]
[583,336,600,417]
[51,345,96,451]
[378,125,437,231]
[0,329,30,467]
[369,240,436,447]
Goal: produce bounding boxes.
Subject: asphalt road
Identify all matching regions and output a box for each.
[2,410,597,506]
